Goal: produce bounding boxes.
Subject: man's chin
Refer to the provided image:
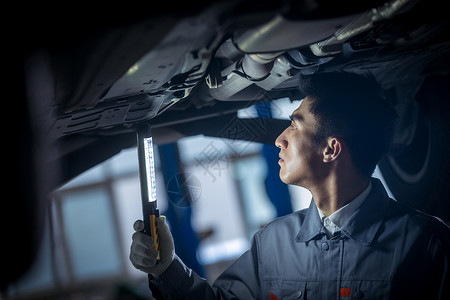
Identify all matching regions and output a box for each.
[279,171,291,185]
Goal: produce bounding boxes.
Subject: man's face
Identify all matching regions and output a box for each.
[275,97,325,188]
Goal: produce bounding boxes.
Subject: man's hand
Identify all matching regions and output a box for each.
[130,216,175,278]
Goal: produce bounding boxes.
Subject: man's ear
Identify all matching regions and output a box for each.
[323,137,342,163]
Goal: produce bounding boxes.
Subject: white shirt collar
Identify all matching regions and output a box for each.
[317,181,372,236]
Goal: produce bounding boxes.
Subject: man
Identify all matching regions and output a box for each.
[130,72,450,299]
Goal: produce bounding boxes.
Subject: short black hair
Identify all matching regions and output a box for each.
[299,71,397,177]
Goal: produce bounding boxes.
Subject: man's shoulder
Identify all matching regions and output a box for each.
[388,199,450,240]
[368,178,449,239]
[255,208,309,240]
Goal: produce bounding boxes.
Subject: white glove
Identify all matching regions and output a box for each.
[130,216,175,278]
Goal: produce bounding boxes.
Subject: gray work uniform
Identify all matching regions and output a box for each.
[149,178,450,299]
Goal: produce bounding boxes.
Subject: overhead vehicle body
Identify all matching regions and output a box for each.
[5,0,450,290]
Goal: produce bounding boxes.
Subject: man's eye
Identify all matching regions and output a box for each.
[290,122,297,129]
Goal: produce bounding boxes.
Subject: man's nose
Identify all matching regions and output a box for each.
[275,129,287,149]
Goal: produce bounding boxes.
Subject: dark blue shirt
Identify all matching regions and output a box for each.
[150,178,450,299]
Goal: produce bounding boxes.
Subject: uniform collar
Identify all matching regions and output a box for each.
[295,199,323,243]
[296,178,391,246]
[317,181,372,233]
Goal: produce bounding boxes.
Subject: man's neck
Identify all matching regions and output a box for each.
[310,174,370,217]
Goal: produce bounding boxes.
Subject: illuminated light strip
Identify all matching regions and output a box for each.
[143,137,157,202]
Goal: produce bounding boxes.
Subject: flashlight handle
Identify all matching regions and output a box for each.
[143,203,160,261]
